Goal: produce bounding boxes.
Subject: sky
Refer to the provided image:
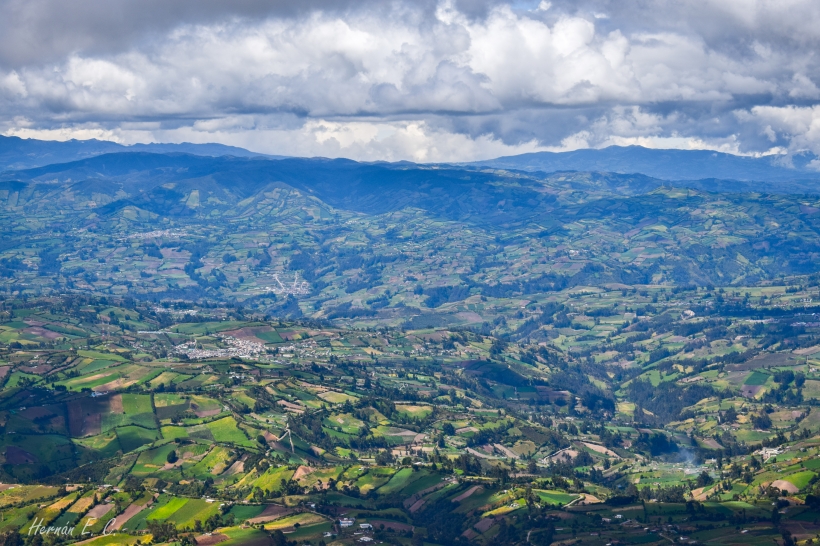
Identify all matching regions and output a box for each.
[1,0,820,162]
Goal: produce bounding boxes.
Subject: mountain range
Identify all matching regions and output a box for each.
[1,147,819,326]
[470,145,820,183]
[4,134,820,186]
[0,135,276,170]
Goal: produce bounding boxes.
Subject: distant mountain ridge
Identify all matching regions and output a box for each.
[4,151,820,206]
[470,145,820,182]
[5,135,820,186]
[0,134,279,170]
[2,150,820,305]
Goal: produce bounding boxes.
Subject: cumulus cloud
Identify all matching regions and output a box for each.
[1,0,819,161]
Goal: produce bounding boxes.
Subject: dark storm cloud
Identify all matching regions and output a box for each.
[0,0,413,68]
[1,0,819,161]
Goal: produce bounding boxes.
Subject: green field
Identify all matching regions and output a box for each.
[167,498,220,529]
[253,466,295,492]
[123,394,153,414]
[376,468,422,496]
[256,330,284,343]
[207,417,250,444]
[160,425,189,440]
[535,490,578,506]
[74,432,122,458]
[355,467,396,494]
[744,371,770,386]
[147,497,189,521]
[221,526,272,545]
[227,505,266,520]
[783,471,816,489]
[116,426,160,452]
[78,350,128,362]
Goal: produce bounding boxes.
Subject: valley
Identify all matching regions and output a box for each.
[0,149,819,545]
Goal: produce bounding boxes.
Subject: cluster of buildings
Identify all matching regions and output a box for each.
[174,335,267,359]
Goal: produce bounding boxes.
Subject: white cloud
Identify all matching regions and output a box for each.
[4,124,124,142]
[789,73,820,99]
[2,116,545,162]
[735,105,820,154]
[1,1,820,160]
[544,107,765,156]
[0,71,27,98]
[168,119,547,162]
